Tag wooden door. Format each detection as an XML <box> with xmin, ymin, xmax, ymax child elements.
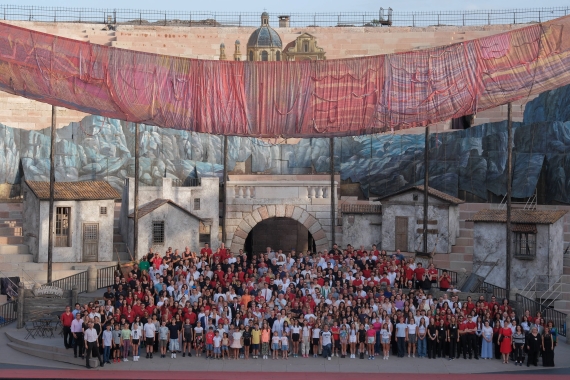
<box><xmin>82</xmin><ymin>223</ymin><xmax>99</xmax><ymax>262</ymax></box>
<box><xmin>395</xmin><ymin>217</ymin><xmax>408</xmax><ymax>252</ymax></box>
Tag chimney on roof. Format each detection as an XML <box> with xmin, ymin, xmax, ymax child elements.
<box><xmin>279</xmin><ymin>15</ymin><xmax>290</xmax><ymax>28</ymax></box>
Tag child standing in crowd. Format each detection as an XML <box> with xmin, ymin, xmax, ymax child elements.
<box><xmin>120</xmin><ymin>323</ymin><xmax>131</xmax><ymax>362</ymax></box>
<box><xmin>159</xmin><ymin>321</ymin><xmax>169</xmax><ymax>358</ymax></box>
<box><xmin>168</xmin><ymin>318</ymin><xmax>180</xmax><ymax>359</ymax></box>
<box><xmin>221</xmin><ymin>332</ymin><xmax>230</xmax><ymax>359</ymax></box>
<box><xmin>112</xmin><ymin>324</ymin><xmax>122</xmax><ymax>363</ymax></box>
<box><xmin>366</xmin><ymin>326</ymin><xmax>375</xmax><ymax>360</ymax></box>
<box><xmin>205</xmin><ymin>326</ymin><xmax>215</xmax><ymax>359</ymax></box>
<box><xmin>144</xmin><ymin>318</ymin><xmax>156</xmax><ymax>359</ymax></box>
<box><xmin>131</xmin><ymin>322</ymin><xmax>142</xmax><ymax>361</ymax></box>
<box><xmin>380</xmin><ymin>323</ymin><xmax>391</xmax><ymax>360</ymax></box>
<box><xmin>281</xmin><ymin>333</ymin><xmax>289</xmax><ymax>360</ymax></box>
<box><xmin>213</xmin><ymin>330</ymin><xmax>222</xmax><ymax>359</ymax></box>
<box><xmin>102</xmin><ymin>324</ymin><xmax>113</xmax><ymax>365</ymax></box>
<box><xmin>251</xmin><ymin>324</ymin><xmax>261</xmax><ymax>359</ymax></box>
<box><xmin>339</xmin><ymin>325</ymin><xmax>348</xmax><ymax>358</ymax></box>
<box><xmin>272</xmin><ymin>331</ymin><xmax>281</xmax><ymax>360</ymax></box>
<box><xmin>261</xmin><ymin>324</ymin><xmax>271</xmax><ymax>359</ymax></box>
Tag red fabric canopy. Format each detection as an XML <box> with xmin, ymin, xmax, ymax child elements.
<box><xmin>0</xmin><ymin>16</ymin><xmax>569</xmax><ymax>137</ymax></box>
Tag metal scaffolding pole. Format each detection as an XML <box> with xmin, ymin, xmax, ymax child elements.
<box><xmin>423</xmin><ymin>126</ymin><xmax>429</xmax><ymax>254</ymax></box>
<box><xmin>506</xmin><ymin>103</ymin><xmax>513</xmax><ymax>298</ymax></box>
<box><xmin>330</xmin><ymin>137</ymin><xmax>335</xmax><ymax>246</ymax></box>
<box><xmin>133</xmin><ymin>123</ymin><xmax>140</xmax><ymax>261</ymax></box>
<box><xmin>222</xmin><ymin>135</ymin><xmax>228</xmax><ymax>245</ymax></box>
<box><xmin>47</xmin><ymin>106</ymin><xmax>57</xmax><ymax>283</ymax></box>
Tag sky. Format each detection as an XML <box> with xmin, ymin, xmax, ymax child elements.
<box><xmin>3</xmin><ymin>0</ymin><xmax>570</xmax><ymax>13</ymax></box>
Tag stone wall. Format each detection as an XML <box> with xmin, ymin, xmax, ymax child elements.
<box><xmin>0</xmin><ymin>20</ymin><xmax>532</xmax><ymax>131</ymax></box>
<box><xmin>225</xmin><ymin>175</ymin><xmax>338</xmax><ymax>253</ymax></box>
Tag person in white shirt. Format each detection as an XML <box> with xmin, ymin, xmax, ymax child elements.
<box><xmin>143</xmin><ymin>320</ymin><xmax>157</xmax><ymax>358</ymax></box>
<box><xmin>84</xmin><ymin>321</ymin><xmax>104</xmax><ymax>368</ymax></box>
<box><xmin>131</xmin><ymin>322</ymin><xmax>143</xmax><ymax>361</ymax></box>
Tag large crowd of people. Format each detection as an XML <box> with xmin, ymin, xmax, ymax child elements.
<box><xmin>60</xmin><ymin>243</ymin><xmax>558</xmax><ymax>369</ymax></box>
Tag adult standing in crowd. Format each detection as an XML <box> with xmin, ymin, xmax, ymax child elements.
<box><xmin>84</xmin><ymin>321</ymin><xmax>104</xmax><ymax>369</ymax></box>
<box><xmin>60</xmin><ymin>306</ymin><xmax>74</xmax><ymax>349</ymax></box>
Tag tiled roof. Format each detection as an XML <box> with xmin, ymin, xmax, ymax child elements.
<box><xmin>374</xmin><ymin>185</ymin><xmax>464</xmax><ymax>205</ymax></box>
<box><xmin>340</xmin><ymin>204</ymin><xmax>382</xmax><ymax>214</ymax></box>
<box><xmin>471</xmin><ymin>209</ymin><xmax>567</xmax><ymax>224</ymax></box>
<box><xmin>128</xmin><ymin>199</ymin><xmax>201</xmax><ymax>221</ymax></box>
<box><xmin>511</xmin><ymin>224</ymin><xmax>538</xmax><ymax>233</ymax></box>
<box><xmin>25</xmin><ymin>180</ymin><xmax>120</xmax><ymax>201</ymax></box>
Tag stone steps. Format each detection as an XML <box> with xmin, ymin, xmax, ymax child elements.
<box><xmin>0</xmin><ymin>244</ymin><xmax>28</xmax><ymax>255</ymax></box>
<box><xmin>0</xmin><ymin>236</ymin><xmax>23</xmax><ymax>244</ymax></box>
<box><xmin>6</xmin><ymin>331</ymin><xmax>100</xmax><ymax>368</ymax></box>
<box><xmin>0</xmin><ymin>253</ymin><xmax>33</xmax><ymax>263</ymax></box>
<box><xmin>0</xmin><ymin>226</ymin><xmax>23</xmax><ymax>236</ymax></box>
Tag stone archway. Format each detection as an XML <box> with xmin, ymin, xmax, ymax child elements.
<box><xmin>230</xmin><ymin>205</ymin><xmax>329</xmax><ymax>254</ymax></box>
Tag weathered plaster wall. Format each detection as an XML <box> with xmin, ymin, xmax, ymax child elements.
<box><xmin>381</xmin><ymin>190</ymin><xmax>453</xmax><ymax>254</ymax></box>
<box><xmin>22</xmin><ymin>183</ymin><xmax>40</xmax><ymax>260</ymax></box>
<box><xmin>473</xmin><ymin>221</ymin><xmax>563</xmax><ymax>290</ymax></box>
<box><xmin>35</xmin><ymin>199</ymin><xmax>114</xmax><ymax>263</ymax></box>
<box><xmin>121</xmin><ymin>176</ymin><xmax>219</xmax><ymax>253</ymax></box>
<box><xmin>129</xmin><ymin>202</ymin><xmax>200</xmax><ymax>259</ymax></box>
<box><xmin>549</xmin><ymin>218</ymin><xmax>564</xmax><ymax>286</ymax></box>
<box><xmin>342</xmin><ymin>213</ymin><xmax>382</xmax><ymax>249</ymax></box>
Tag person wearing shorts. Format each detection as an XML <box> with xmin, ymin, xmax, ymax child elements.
<box><xmin>143</xmin><ymin>320</ymin><xmax>156</xmax><ymax>359</ymax></box>
<box><xmin>213</xmin><ymin>330</ymin><xmax>222</xmax><ymax>359</ymax></box>
<box><xmin>182</xmin><ymin>319</ymin><xmax>193</xmax><ymax>357</ymax></box>
<box><xmin>407</xmin><ymin>321</ymin><xmax>417</xmax><ymax>358</ymax></box>
<box><xmin>366</xmin><ymin>327</ymin><xmax>376</xmax><ymax>360</ymax></box>
<box><xmin>251</xmin><ymin>324</ymin><xmax>261</xmax><ymax>359</ymax></box>
<box><xmin>112</xmin><ymin>324</ymin><xmax>122</xmax><ymax>362</ymax></box>
<box><xmin>168</xmin><ymin>318</ymin><xmax>180</xmax><ymax>358</ymax></box>
<box><xmin>272</xmin><ymin>331</ymin><xmax>281</xmax><ymax>359</ymax></box>
<box><xmin>291</xmin><ymin>322</ymin><xmax>301</xmax><ymax>358</ymax></box>
<box><xmin>205</xmin><ymin>326</ymin><xmax>215</xmax><ymax>359</ymax></box>
<box><xmin>158</xmin><ymin>321</ymin><xmax>169</xmax><ymax>358</ymax></box>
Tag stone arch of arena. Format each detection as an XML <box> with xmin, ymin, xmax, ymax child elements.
<box><xmin>230</xmin><ymin>205</ymin><xmax>329</xmax><ymax>254</ymax></box>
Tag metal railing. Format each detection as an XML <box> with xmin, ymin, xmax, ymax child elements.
<box><xmin>0</xmin><ymin>301</ymin><xmax>16</xmax><ymax>328</ymax></box>
<box><xmin>97</xmin><ymin>265</ymin><xmax>119</xmax><ymax>289</ymax></box>
<box><xmin>516</xmin><ymin>293</ymin><xmax>567</xmax><ymax>337</ymax></box>
<box><xmin>172</xmin><ymin>178</ymin><xmax>202</xmax><ymax>187</ymax></box>
<box><xmin>0</xmin><ymin>5</ymin><xmax>568</xmax><ymax>28</ymax></box>
<box><xmin>47</xmin><ymin>271</ymin><xmax>88</xmax><ymax>293</ymax></box>
<box><xmin>477</xmin><ymin>281</ymin><xmax>508</xmax><ymax>300</ymax></box>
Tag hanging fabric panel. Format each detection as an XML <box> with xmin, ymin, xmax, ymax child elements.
<box><xmin>0</xmin><ymin>16</ymin><xmax>569</xmax><ymax>137</ymax></box>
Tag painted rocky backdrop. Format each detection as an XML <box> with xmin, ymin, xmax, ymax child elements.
<box><xmin>0</xmin><ymin>84</ymin><xmax>569</xmax><ymax>202</ymax></box>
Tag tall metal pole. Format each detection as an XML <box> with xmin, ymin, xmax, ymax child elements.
<box><xmin>133</xmin><ymin>123</ymin><xmax>140</xmax><ymax>261</ymax></box>
<box><xmin>47</xmin><ymin>106</ymin><xmax>57</xmax><ymax>284</ymax></box>
<box><xmin>222</xmin><ymin>135</ymin><xmax>228</xmax><ymax>245</ymax></box>
<box><xmin>330</xmin><ymin>137</ymin><xmax>336</xmax><ymax>246</ymax></box>
<box><xmin>423</xmin><ymin>126</ymin><xmax>429</xmax><ymax>254</ymax></box>
<box><xmin>506</xmin><ymin>103</ymin><xmax>513</xmax><ymax>298</ymax></box>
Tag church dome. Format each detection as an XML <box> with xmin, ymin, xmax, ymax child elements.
<box><xmin>247</xmin><ymin>13</ymin><xmax>282</xmax><ymax>49</ymax></box>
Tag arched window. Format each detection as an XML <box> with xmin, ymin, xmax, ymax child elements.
<box><xmin>249</xmin><ymin>51</ymin><xmax>254</xmax><ymax>61</ymax></box>
<box><xmin>276</xmin><ymin>51</ymin><xmax>281</xmax><ymax>61</ymax></box>
<box><xmin>261</xmin><ymin>51</ymin><xmax>268</xmax><ymax>61</ymax></box>
<box><xmin>304</xmin><ymin>41</ymin><xmax>309</xmax><ymax>53</ymax></box>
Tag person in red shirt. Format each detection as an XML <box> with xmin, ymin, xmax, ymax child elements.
<box><xmin>465</xmin><ymin>318</ymin><xmax>478</xmax><ymax>359</ymax></box>
<box><xmin>60</xmin><ymin>306</ymin><xmax>74</xmax><ymax>349</ymax></box>
<box><xmin>205</xmin><ymin>326</ymin><xmax>215</xmax><ymax>359</ymax></box>
<box><xmin>414</xmin><ymin>263</ymin><xmax>426</xmax><ymax>289</ymax></box>
<box><xmin>200</xmin><ymin>243</ymin><xmax>213</xmax><ymax>260</ymax></box>
<box><xmin>370</xmin><ymin>244</ymin><xmax>380</xmax><ymax>257</ymax></box>
<box><xmin>439</xmin><ymin>271</ymin><xmax>451</xmax><ymax>291</ymax></box>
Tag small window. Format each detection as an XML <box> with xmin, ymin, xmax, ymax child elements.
<box><xmin>194</xmin><ymin>198</ymin><xmax>201</xmax><ymax>211</ymax></box>
<box><xmin>249</xmin><ymin>51</ymin><xmax>254</xmax><ymax>61</ymax></box>
<box><xmin>413</xmin><ymin>194</ymin><xmax>419</xmax><ymax>201</ymax></box>
<box><xmin>152</xmin><ymin>221</ymin><xmax>165</xmax><ymax>245</ymax></box>
<box><xmin>276</xmin><ymin>51</ymin><xmax>281</xmax><ymax>61</ymax></box>
<box><xmin>199</xmin><ymin>222</ymin><xmax>211</xmax><ymax>245</ymax></box>
<box><xmin>304</xmin><ymin>41</ymin><xmax>309</xmax><ymax>52</ymax></box>
<box><xmin>261</xmin><ymin>51</ymin><xmax>268</xmax><ymax>61</ymax></box>
<box><xmin>100</xmin><ymin>206</ymin><xmax>107</xmax><ymax>215</ymax></box>
<box><xmin>55</xmin><ymin>207</ymin><xmax>71</xmax><ymax>247</ymax></box>
<box><xmin>513</xmin><ymin>230</ymin><xmax>536</xmax><ymax>259</ymax></box>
